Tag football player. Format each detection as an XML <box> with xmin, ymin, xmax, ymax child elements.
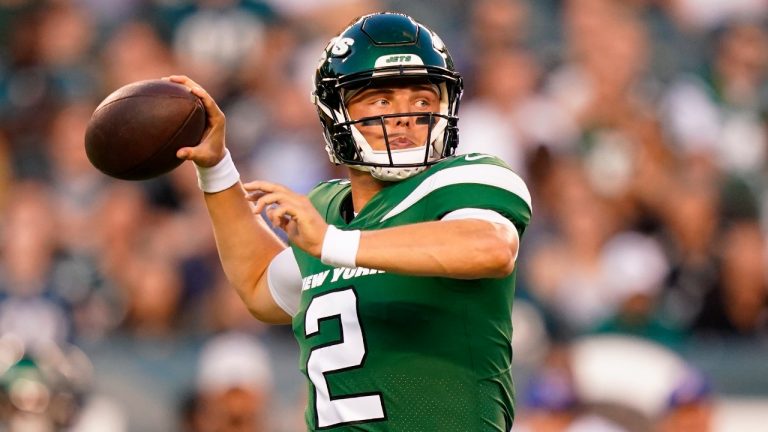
<box><xmin>170</xmin><ymin>12</ymin><xmax>532</xmax><ymax>431</ymax></box>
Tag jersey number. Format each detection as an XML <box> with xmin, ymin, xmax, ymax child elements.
<box><xmin>305</xmin><ymin>288</ymin><xmax>385</xmax><ymax>428</ymax></box>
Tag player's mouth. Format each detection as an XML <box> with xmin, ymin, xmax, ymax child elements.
<box><xmin>387</xmin><ymin>136</ymin><xmax>418</xmax><ymax>150</ymax></box>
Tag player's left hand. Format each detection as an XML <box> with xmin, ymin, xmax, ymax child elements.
<box><xmin>244</xmin><ymin>181</ymin><xmax>328</xmax><ymax>257</ymax></box>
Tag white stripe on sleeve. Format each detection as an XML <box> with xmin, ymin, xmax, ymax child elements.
<box><xmin>267</xmin><ymin>248</ymin><xmax>302</xmax><ymax>317</ymax></box>
<box><xmin>441</xmin><ymin>208</ymin><xmax>520</xmax><ymax>262</ymax></box>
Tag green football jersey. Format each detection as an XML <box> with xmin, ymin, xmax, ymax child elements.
<box><xmin>290</xmin><ymin>154</ymin><xmax>532</xmax><ymax>431</ymax></box>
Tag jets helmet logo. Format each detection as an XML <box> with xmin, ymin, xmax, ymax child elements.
<box><xmin>330</xmin><ymin>37</ymin><xmax>354</xmax><ymax>56</ymax></box>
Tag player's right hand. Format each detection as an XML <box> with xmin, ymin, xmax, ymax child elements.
<box><xmin>164</xmin><ymin>75</ymin><xmax>227</xmax><ymax>168</ymax></box>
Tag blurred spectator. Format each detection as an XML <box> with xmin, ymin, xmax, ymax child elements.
<box><xmin>93</xmin><ymin>184</ymin><xmax>150</xmax><ymax>286</ymax></box>
<box><xmin>666</xmin><ymin>0</ymin><xmax>767</xmax><ymax>33</ymax></box>
<box><xmin>246</xmin><ymin>83</ymin><xmax>333</xmax><ymax>193</ymax></box>
<box><xmin>0</xmin><ymin>335</ymin><xmax>127</xmax><ymax>432</ymax></box>
<box><xmin>145</xmin><ymin>165</ymin><xmax>225</xmax><ymax>319</ymax></box>
<box><xmin>83</xmin><ymin>254</ymin><xmax>199</xmax><ymax>432</ymax></box>
<box><xmin>44</xmin><ymin>103</ymin><xmax>126</xmax><ymax>342</ymax></box>
<box><xmin>78</xmin><ymin>0</ymin><xmax>143</xmax><ymax>31</ymax></box>
<box><xmin>199</xmin><ymin>274</ymin><xmax>269</xmax><ymax>335</ymax></box>
<box><xmin>694</xmin><ymin>221</ymin><xmax>768</xmax><ymax>337</ymax></box>
<box><xmin>99</xmin><ymin>21</ymin><xmax>177</xmax><ymax>92</ymax></box>
<box><xmin>260</xmin><ymin>0</ymin><xmax>381</xmax><ymax>36</ymax></box>
<box><xmin>661</xmin><ymin>21</ymin><xmax>768</xmax><ymax>179</ymax></box>
<box><xmin>657</xmin><ymin>368</ymin><xmax>714</xmax><ymax>432</ymax></box>
<box><xmin>154</xmin><ymin>0</ymin><xmax>277</xmax><ymax>98</ymax></box>
<box><xmin>0</xmin><ymin>2</ymin><xmax>98</xmax><ymax>176</ymax></box>
<box><xmin>46</xmin><ymin>103</ymin><xmax>108</xmax><ymax>253</ymax></box>
<box><xmin>512</xmin><ymin>299</ymin><xmax>551</xmax><ymax>369</ymax></box>
<box><xmin>469</xmin><ymin>0</ymin><xmax>530</xmax><ymax>51</ymax></box>
<box><xmin>549</xmin><ymin>1</ymin><xmax>662</xmax><ymax>203</ymax></box>
<box><xmin>459</xmin><ymin>1</ymin><xmax>578</xmax><ymax>172</ymax></box>
<box><xmin>119</xmin><ymin>257</ymin><xmax>184</xmax><ymax>338</ymax></box>
<box><xmin>1</xmin><ymin>6</ymin><xmax>58</xmax><ymax>179</ymax></box>
<box><xmin>36</xmin><ymin>2</ymin><xmax>100</xmax><ymax>104</ymax></box>
<box><xmin>569</xmin><ymin>335</ymin><xmax>689</xmax><ymax>421</ymax></box>
<box><xmin>591</xmin><ymin>232</ymin><xmax>683</xmax><ymax>349</ymax></box>
<box><xmin>656</xmin><ymin>176</ymin><xmax>721</xmax><ymax>331</ymax></box>
<box><xmin>0</xmin><ymin>182</ymin><xmax>71</xmax><ymax>350</ymax></box>
<box><xmin>459</xmin><ymin>48</ymin><xmax>549</xmax><ymax>174</ymax></box>
<box><xmin>553</xmin><ymin>0</ymin><xmax>651</xmax><ymax>125</ymax></box>
<box><xmin>525</xmin><ymin>161</ymin><xmax>618</xmax><ymax>337</ymax></box>
<box><xmin>566</xmin><ymin>403</ymin><xmax>653</xmax><ymax>432</ymax></box>
<box><xmin>513</xmin><ymin>345</ymin><xmax>580</xmax><ymax>432</ymax></box>
<box><xmin>183</xmin><ymin>332</ymin><xmax>274</xmax><ymax>432</ymax></box>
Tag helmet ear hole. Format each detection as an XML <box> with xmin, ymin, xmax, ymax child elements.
<box><xmin>333</xmin><ymin>130</ymin><xmax>358</xmax><ymax>161</ymax></box>
<box><xmin>316</xmin><ymin>83</ymin><xmax>331</xmax><ymax>101</ymax></box>
<box><xmin>445</xmin><ymin>126</ymin><xmax>459</xmax><ymax>156</ymax></box>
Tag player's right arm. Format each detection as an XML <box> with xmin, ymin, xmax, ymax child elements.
<box><xmin>203</xmin><ymin>186</ymin><xmax>291</xmax><ymax>323</ymax></box>
<box><xmin>167</xmin><ymin>75</ymin><xmax>291</xmax><ymax>324</ymax></box>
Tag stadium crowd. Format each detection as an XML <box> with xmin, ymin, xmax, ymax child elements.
<box><xmin>0</xmin><ymin>0</ymin><xmax>766</xmax><ymax>431</ymax></box>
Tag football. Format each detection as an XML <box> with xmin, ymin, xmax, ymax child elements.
<box><xmin>84</xmin><ymin>79</ymin><xmax>206</xmax><ymax>180</ymax></box>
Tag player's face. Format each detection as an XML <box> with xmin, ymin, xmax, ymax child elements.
<box><xmin>346</xmin><ymin>83</ymin><xmax>440</xmax><ymax>151</ymax></box>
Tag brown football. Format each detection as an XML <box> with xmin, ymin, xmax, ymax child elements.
<box><xmin>84</xmin><ymin>79</ymin><xmax>206</xmax><ymax>180</ymax></box>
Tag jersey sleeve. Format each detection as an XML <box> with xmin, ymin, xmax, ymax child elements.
<box><xmin>440</xmin><ymin>208</ymin><xmax>516</xmax><ymax>229</ymax></box>
<box><xmin>441</xmin><ymin>208</ymin><xmax>520</xmax><ymax>261</ymax></box>
<box><xmin>267</xmin><ymin>248</ymin><xmax>302</xmax><ymax>317</ymax></box>
<box><xmin>383</xmin><ymin>154</ymin><xmax>532</xmax><ymax>234</ymax></box>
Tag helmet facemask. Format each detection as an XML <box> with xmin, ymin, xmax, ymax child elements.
<box><xmin>316</xmin><ymin>77</ymin><xmax>459</xmax><ymax>181</ymax></box>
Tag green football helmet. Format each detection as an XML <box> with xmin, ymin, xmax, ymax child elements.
<box><xmin>312</xmin><ymin>12</ymin><xmax>464</xmax><ymax>181</ymax></box>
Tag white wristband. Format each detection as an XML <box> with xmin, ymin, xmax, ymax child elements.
<box><xmin>321</xmin><ymin>225</ymin><xmax>361</xmax><ymax>268</ymax></box>
<box><xmin>195</xmin><ymin>149</ymin><xmax>240</xmax><ymax>193</ymax></box>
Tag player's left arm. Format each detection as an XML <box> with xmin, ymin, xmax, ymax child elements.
<box><xmin>356</xmin><ymin>217</ymin><xmax>520</xmax><ymax>279</ymax></box>
<box><xmin>245</xmin><ymin>180</ymin><xmax>523</xmax><ymax>280</ymax></box>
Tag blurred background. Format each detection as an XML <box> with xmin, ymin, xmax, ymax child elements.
<box><xmin>0</xmin><ymin>0</ymin><xmax>766</xmax><ymax>431</ymax></box>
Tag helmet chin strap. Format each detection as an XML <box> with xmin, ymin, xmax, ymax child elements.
<box><xmin>370</xmin><ymin>165</ymin><xmax>428</xmax><ymax>181</ymax></box>
<box><xmin>350</xmin><ymin>159</ymin><xmax>429</xmax><ymax>182</ymax></box>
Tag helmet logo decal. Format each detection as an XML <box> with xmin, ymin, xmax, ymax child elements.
<box><xmin>386</xmin><ymin>55</ymin><xmax>412</xmax><ymax>63</ymax></box>
<box><xmin>330</xmin><ymin>37</ymin><xmax>355</xmax><ymax>56</ymax></box>
<box><xmin>374</xmin><ymin>54</ymin><xmax>424</xmax><ymax>68</ymax></box>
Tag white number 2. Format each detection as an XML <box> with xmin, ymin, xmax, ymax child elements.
<box><xmin>305</xmin><ymin>289</ymin><xmax>385</xmax><ymax>428</ymax></box>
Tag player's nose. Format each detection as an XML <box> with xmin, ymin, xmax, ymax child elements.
<box><xmin>393</xmin><ymin>116</ymin><xmax>410</xmax><ymax>127</ymax></box>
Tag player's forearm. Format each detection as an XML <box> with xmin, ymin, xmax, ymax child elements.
<box><xmin>354</xmin><ymin>219</ymin><xmax>518</xmax><ymax>279</ymax></box>
<box><xmin>203</xmin><ymin>183</ymin><xmax>286</xmax><ymax>311</ymax></box>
